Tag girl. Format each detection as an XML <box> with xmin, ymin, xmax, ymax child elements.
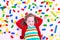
<box><xmin>16</xmin><ymin>13</ymin><xmax>43</xmax><ymax>40</ymax></box>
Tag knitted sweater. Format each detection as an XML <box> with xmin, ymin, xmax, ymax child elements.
<box><xmin>24</xmin><ymin>26</ymin><xmax>40</xmax><ymax>40</ymax></box>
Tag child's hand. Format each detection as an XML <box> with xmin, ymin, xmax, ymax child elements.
<box><xmin>20</xmin><ymin>36</ymin><xmax>24</xmax><ymax>39</ymax></box>
<box><xmin>20</xmin><ymin>39</ymin><xmax>24</xmax><ymax>40</ymax></box>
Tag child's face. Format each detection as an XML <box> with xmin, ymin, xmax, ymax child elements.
<box><xmin>26</xmin><ymin>16</ymin><xmax>35</xmax><ymax>26</ymax></box>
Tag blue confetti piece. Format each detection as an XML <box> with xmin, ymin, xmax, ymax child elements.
<box><xmin>24</xmin><ymin>6</ymin><xmax>27</xmax><ymax>9</ymax></box>
<box><xmin>32</xmin><ymin>6</ymin><xmax>35</xmax><ymax>8</ymax></box>
<box><xmin>14</xmin><ymin>4</ymin><xmax>17</xmax><ymax>6</ymax></box>
<box><xmin>50</xmin><ymin>24</ymin><xmax>53</xmax><ymax>27</ymax></box>
<box><xmin>11</xmin><ymin>19</ymin><xmax>13</xmax><ymax>23</ymax></box>
<box><xmin>43</xmin><ymin>36</ymin><xmax>46</xmax><ymax>40</ymax></box>
<box><xmin>4</xmin><ymin>32</ymin><xmax>6</xmax><ymax>34</ymax></box>
<box><xmin>0</xmin><ymin>7</ymin><xmax>2</xmax><ymax>9</ymax></box>
<box><xmin>15</xmin><ymin>16</ymin><xmax>18</xmax><ymax>19</ymax></box>
<box><xmin>17</xmin><ymin>28</ymin><xmax>19</xmax><ymax>30</ymax></box>
<box><xmin>10</xmin><ymin>14</ymin><xmax>13</xmax><ymax>17</ymax></box>
<box><xmin>42</xmin><ymin>28</ymin><xmax>46</xmax><ymax>31</ymax></box>
<box><xmin>39</xmin><ymin>5</ymin><xmax>43</xmax><ymax>7</ymax></box>
<box><xmin>30</xmin><ymin>9</ymin><xmax>32</xmax><ymax>11</ymax></box>
<box><xmin>22</xmin><ymin>1</ymin><xmax>25</xmax><ymax>4</ymax></box>
<box><xmin>44</xmin><ymin>5</ymin><xmax>46</xmax><ymax>8</ymax></box>
<box><xmin>3</xmin><ymin>0</ymin><xmax>5</xmax><ymax>2</ymax></box>
<box><xmin>9</xmin><ymin>10</ymin><xmax>11</xmax><ymax>14</ymax></box>
<box><xmin>51</xmin><ymin>34</ymin><xmax>53</xmax><ymax>36</ymax></box>
<box><xmin>54</xmin><ymin>25</ymin><xmax>58</xmax><ymax>33</ymax></box>
<box><xmin>11</xmin><ymin>32</ymin><xmax>15</xmax><ymax>34</ymax></box>
<box><xmin>41</xmin><ymin>12</ymin><xmax>45</xmax><ymax>14</ymax></box>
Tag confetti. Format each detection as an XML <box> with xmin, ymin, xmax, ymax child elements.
<box><xmin>11</xmin><ymin>32</ymin><xmax>15</xmax><ymax>34</ymax></box>
<box><xmin>10</xmin><ymin>35</ymin><xmax>14</xmax><ymax>39</ymax></box>
<box><xmin>43</xmin><ymin>24</ymin><xmax>47</xmax><ymax>27</ymax></box>
<box><xmin>42</xmin><ymin>28</ymin><xmax>46</xmax><ymax>31</ymax></box>
<box><xmin>54</xmin><ymin>25</ymin><xmax>58</xmax><ymax>33</ymax></box>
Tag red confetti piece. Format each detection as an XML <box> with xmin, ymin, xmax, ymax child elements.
<box><xmin>50</xmin><ymin>29</ymin><xmax>53</xmax><ymax>32</ymax></box>
<box><xmin>46</xmin><ymin>37</ymin><xmax>48</xmax><ymax>40</ymax></box>
<box><xmin>6</xmin><ymin>15</ymin><xmax>9</xmax><ymax>17</ymax></box>
<box><xmin>8</xmin><ymin>31</ymin><xmax>11</xmax><ymax>33</ymax></box>
<box><xmin>10</xmin><ymin>35</ymin><xmax>14</xmax><ymax>39</ymax></box>
<box><xmin>58</xmin><ymin>8</ymin><xmax>60</xmax><ymax>10</ymax></box>
<box><xmin>38</xmin><ymin>9</ymin><xmax>42</xmax><ymax>12</ymax></box>
<box><xmin>46</xmin><ymin>8</ymin><xmax>49</xmax><ymax>11</ymax></box>
<box><xmin>58</xmin><ymin>21</ymin><xmax>60</xmax><ymax>23</ymax></box>
<box><xmin>52</xmin><ymin>0</ymin><xmax>55</xmax><ymax>1</ymax></box>
<box><xmin>34</xmin><ymin>0</ymin><xmax>36</xmax><ymax>2</ymax></box>
<box><xmin>0</xmin><ymin>24</ymin><xmax>2</xmax><ymax>27</ymax></box>
<box><xmin>13</xmin><ymin>9</ymin><xmax>16</xmax><ymax>12</ymax></box>
<box><xmin>6</xmin><ymin>24</ymin><xmax>8</xmax><ymax>26</ymax></box>
<box><xmin>21</xmin><ymin>8</ymin><xmax>24</xmax><ymax>11</ymax></box>
<box><xmin>6</xmin><ymin>1</ymin><xmax>9</xmax><ymax>6</ymax></box>
<box><xmin>25</xmin><ymin>12</ymin><xmax>28</xmax><ymax>15</ymax></box>
<box><xmin>17</xmin><ymin>10</ymin><xmax>20</xmax><ymax>13</ymax></box>
<box><xmin>41</xmin><ymin>1</ymin><xmax>44</xmax><ymax>4</ymax></box>
<box><xmin>4</xmin><ymin>6</ymin><xmax>7</xmax><ymax>8</ymax></box>
<box><xmin>46</xmin><ymin>2</ymin><xmax>48</xmax><ymax>5</ymax></box>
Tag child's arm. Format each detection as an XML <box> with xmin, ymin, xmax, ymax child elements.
<box><xmin>36</xmin><ymin>16</ymin><xmax>43</xmax><ymax>27</ymax></box>
<box><xmin>16</xmin><ymin>18</ymin><xmax>24</xmax><ymax>29</ymax></box>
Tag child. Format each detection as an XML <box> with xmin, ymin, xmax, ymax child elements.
<box><xmin>16</xmin><ymin>13</ymin><xmax>43</xmax><ymax>40</ymax></box>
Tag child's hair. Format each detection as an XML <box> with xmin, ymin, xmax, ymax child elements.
<box><xmin>22</xmin><ymin>13</ymin><xmax>38</xmax><ymax>25</ymax></box>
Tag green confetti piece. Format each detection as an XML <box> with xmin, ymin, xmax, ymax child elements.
<box><xmin>32</xmin><ymin>3</ymin><xmax>37</xmax><ymax>6</ymax></box>
<box><xmin>40</xmin><ymin>15</ymin><xmax>42</xmax><ymax>18</ymax></box>
<box><xmin>2</xmin><ymin>7</ymin><xmax>4</xmax><ymax>11</ymax></box>
<box><xmin>54</xmin><ymin>19</ymin><xmax>56</xmax><ymax>21</ymax></box>
<box><xmin>28</xmin><ymin>4</ymin><xmax>31</xmax><ymax>9</ymax></box>
<box><xmin>12</xmin><ymin>6</ymin><xmax>16</xmax><ymax>8</ymax></box>
<box><xmin>45</xmin><ymin>14</ymin><xmax>48</xmax><ymax>17</ymax></box>
<box><xmin>0</xmin><ymin>4</ymin><xmax>1</xmax><ymax>6</ymax></box>
<box><xmin>21</xmin><ymin>0</ymin><xmax>22</xmax><ymax>1</ymax></box>
<box><xmin>11</xmin><ymin>25</ymin><xmax>14</xmax><ymax>28</ymax></box>
<box><xmin>43</xmin><ymin>24</ymin><xmax>47</xmax><ymax>27</ymax></box>
<box><xmin>50</xmin><ymin>5</ymin><xmax>52</xmax><ymax>7</ymax></box>
<box><xmin>6</xmin><ymin>20</ymin><xmax>8</xmax><ymax>23</ymax></box>
<box><xmin>0</xmin><ymin>30</ymin><xmax>2</xmax><ymax>32</ymax></box>
<box><xmin>2</xmin><ymin>14</ymin><xmax>5</xmax><ymax>17</ymax></box>
<box><xmin>47</xmin><ymin>19</ymin><xmax>50</xmax><ymax>22</ymax></box>
<box><xmin>35</xmin><ymin>11</ymin><xmax>37</xmax><ymax>13</ymax></box>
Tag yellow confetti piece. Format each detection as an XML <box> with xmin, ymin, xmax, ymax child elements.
<box><xmin>37</xmin><ymin>12</ymin><xmax>41</xmax><ymax>15</ymax></box>
<box><xmin>51</xmin><ymin>18</ymin><xmax>54</xmax><ymax>21</ymax></box>
<box><xmin>48</xmin><ymin>14</ymin><xmax>51</xmax><ymax>17</ymax></box>
<box><xmin>51</xmin><ymin>11</ymin><xmax>57</xmax><ymax>17</ymax></box>
<box><xmin>10</xmin><ymin>0</ymin><xmax>14</xmax><ymax>5</ymax></box>
<box><xmin>13</xmin><ymin>20</ymin><xmax>16</xmax><ymax>24</ymax></box>
<box><xmin>2</xmin><ymin>10</ymin><xmax>5</xmax><ymax>13</ymax></box>
<box><xmin>20</xmin><ymin>13</ymin><xmax>25</xmax><ymax>17</ymax></box>
<box><xmin>48</xmin><ymin>2</ymin><xmax>53</xmax><ymax>5</ymax></box>
<box><xmin>56</xmin><ymin>11</ymin><xmax>60</xmax><ymax>14</ymax></box>
<box><xmin>16</xmin><ymin>33</ymin><xmax>18</xmax><ymax>36</ymax></box>
<box><xmin>0</xmin><ymin>17</ymin><xmax>4</xmax><ymax>22</ymax></box>
<box><xmin>26</xmin><ymin>0</ymin><xmax>30</xmax><ymax>4</ymax></box>
<box><xmin>55</xmin><ymin>3</ymin><xmax>58</xmax><ymax>6</ymax></box>
<box><xmin>48</xmin><ymin>34</ymin><xmax>56</xmax><ymax>40</ymax></box>
<box><xmin>6</xmin><ymin>28</ymin><xmax>9</xmax><ymax>32</ymax></box>
<box><xmin>56</xmin><ymin>38</ymin><xmax>60</xmax><ymax>40</ymax></box>
<box><xmin>2</xmin><ymin>24</ymin><xmax>5</xmax><ymax>27</ymax></box>
<box><xmin>16</xmin><ymin>2</ymin><xmax>21</xmax><ymax>5</ymax></box>
<box><xmin>8</xmin><ymin>7</ymin><xmax>10</xmax><ymax>10</ymax></box>
<box><xmin>0</xmin><ymin>32</ymin><xmax>3</xmax><ymax>34</ymax></box>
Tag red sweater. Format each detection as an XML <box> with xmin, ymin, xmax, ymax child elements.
<box><xmin>16</xmin><ymin>16</ymin><xmax>43</xmax><ymax>40</ymax></box>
